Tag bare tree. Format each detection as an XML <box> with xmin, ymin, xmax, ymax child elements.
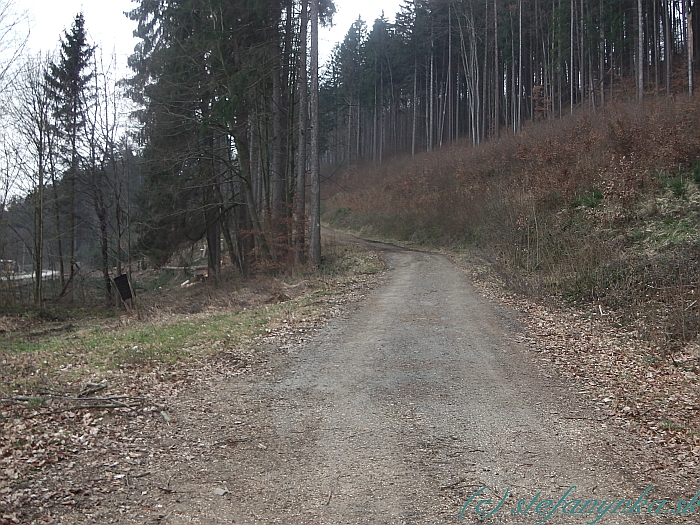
<box><xmin>85</xmin><ymin>52</ymin><xmax>123</xmax><ymax>307</ymax></box>
<box><xmin>11</xmin><ymin>54</ymin><xmax>54</xmax><ymax>305</ymax></box>
<box><xmin>0</xmin><ymin>0</ymin><xmax>29</xmax><ymax>96</ymax></box>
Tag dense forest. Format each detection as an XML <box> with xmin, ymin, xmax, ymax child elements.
<box><xmin>322</xmin><ymin>0</ymin><xmax>699</xmax><ymax>162</ymax></box>
<box><xmin>0</xmin><ymin>0</ymin><xmax>698</xmax><ymax>309</ymax></box>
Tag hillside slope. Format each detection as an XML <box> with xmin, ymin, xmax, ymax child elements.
<box><xmin>322</xmin><ymin>97</ymin><xmax>700</xmax><ymax>478</ymax></box>
<box><xmin>324</xmin><ymin>97</ymin><xmax>700</xmax><ymax>352</ymax></box>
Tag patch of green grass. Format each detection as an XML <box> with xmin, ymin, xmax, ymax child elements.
<box><xmin>0</xmin><ymin>242</ymin><xmax>386</xmax><ymax>393</ymax></box>
<box><xmin>660</xmin><ymin>421</ymin><xmax>685</xmax><ymax>432</ymax></box>
<box><xmin>572</xmin><ymin>188</ymin><xmax>604</xmax><ymax>208</ymax></box>
<box><xmin>333</xmin><ymin>207</ymin><xmax>351</xmax><ymax>222</ymax></box>
<box><xmin>688</xmin><ymin>160</ymin><xmax>700</xmax><ymax>184</ymax></box>
<box><xmin>643</xmin><ymin>355</ymin><xmax>661</xmax><ymax>365</ymax></box>
<box><xmin>1</xmin><ymin>306</ymin><xmax>281</xmax><ymax>369</ymax></box>
<box><xmin>0</xmin><ymin>305</ymin><xmax>71</xmax><ymax>322</ymax></box>
<box><xmin>669</xmin><ymin>176</ymin><xmax>688</xmax><ymax>198</ymax></box>
<box><xmin>657</xmin><ymin>170</ymin><xmax>690</xmax><ymax>198</ymax></box>
<box><xmin>633</xmin><ymin>214</ymin><xmax>700</xmax><ymax>252</ymax></box>
<box><xmin>24</xmin><ymin>398</ymin><xmax>46</xmax><ymax>409</ymax></box>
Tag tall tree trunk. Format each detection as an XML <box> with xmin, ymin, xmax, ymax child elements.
<box><xmin>234</xmin><ymin>115</ymin><xmax>270</xmax><ymax>263</ymax></box>
<box><xmin>447</xmin><ymin>3</ymin><xmax>453</xmax><ymax>144</ymax></box>
<box><xmin>48</xmin><ymin>139</ymin><xmax>64</xmax><ymax>290</ymax></box>
<box><xmin>494</xmin><ymin>0</ymin><xmax>499</xmax><ymax>139</ymax></box>
<box><xmin>69</xmin><ymin>105</ymin><xmax>79</xmax><ymax>301</ymax></box>
<box><xmin>113</xmin><ymin>168</ymin><xmax>123</xmax><ymax>308</ymax></box>
<box><xmin>570</xmin><ymin>0</ymin><xmax>575</xmax><ymax>113</ymax></box>
<box><xmin>411</xmin><ymin>60</ymin><xmax>417</xmax><ymax>156</ymax></box>
<box><xmin>687</xmin><ymin>0</ymin><xmax>694</xmax><ymax>95</ymax></box>
<box><xmin>517</xmin><ymin>0</ymin><xmax>522</xmax><ymax>132</ymax></box>
<box><xmin>654</xmin><ymin>0</ymin><xmax>660</xmax><ymax>95</ymax></box>
<box><xmin>373</xmin><ymin>56</ymin><xmax>378</xmax><ymax>162</ymax></box>
<box><xmin>309</xmin><ymin>0</ymin><xmax>321</xmax><ymax>266</ymax></box>
<box><xmin>95</xmin><ymin>185</ymin><xmax>112</xmax><ymax>306</ymax></box>
<box><xmin>665</xmin><ymin>0</ymin><xmax>672</xmax><ymax>95</ymax></box>
<box><xmin>638</xmin><ymin>0</ymin><xmax>644</xmax><ymax>101</ymax></box>
<box><xmin>429</xmin><ymin>48</ymin><xmax>434</xmax><ymax>151</ymax></box>
<box><xmin>271</xmin><ymin>46</ymin><xmax>285</xmax><ymax>260</ymax></box>
<box><xmin>295</xmin><ymin>0</ymin><xmax>308</xmax><ymax>264</ymax></box>
<box><xmin>379</xmin><ymin>72</ymin><xmax>384</xmax><ymax>162</ymax></box>
<box><xmin>483</xmin><ymin>0</ymin><xmax>489</xmax><ymax>142</ymax></box>
<box><xmin>34</xmin><ymin>152</ymin><xmax>44</xmax><ymax>307</ymax></box>
<box><xmin>600</xmin><ymin>0</ymin><xmax>605</xmax><ymax>108</ymax></box>
<box><xmin>205</xmin><ymin>203</ymin><xmax>221</xmax><ymax>279</ymax></box>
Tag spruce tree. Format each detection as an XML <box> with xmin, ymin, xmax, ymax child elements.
<box><xmin>45</xmin><ymin>12</ymin><xmax>95</xmax><ymax>291</ymax></box>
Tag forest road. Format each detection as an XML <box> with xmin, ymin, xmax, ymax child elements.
<box><xmin>152</xmin><ymin>231</ymin><xmax>681</xmax><ymax>525</ymax></box>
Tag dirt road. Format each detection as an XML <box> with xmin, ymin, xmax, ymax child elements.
<box><xmin>64</xmin><ymin>234</ymin><xmax>692</xmax><ymax>524</ymax></box>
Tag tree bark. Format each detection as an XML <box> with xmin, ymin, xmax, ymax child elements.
<box><xmin>638</xmin><ymin>0</ymin><xmax>644</xmax><ymax>101</ymax></box>
<box><xmin>309</xmin><ymin>0</ymin><xmax>321</xmax><ymax>266</ymax></box>
<box><xmin>294</xmin><ymin>0</ymin><xmax>308</xmax><ymax>264</ymax></box>
<box><xmin>665</xmin><ymin>0</ymin><xmax>672</xmax><ymax>95</ymax></box>
<box><xmin>687</xmin><ymin>0</ymin><xmax>694</xmax><ymax>95</ymax></box>
<box><xmin>494</xmin><ymin>0</ymin><xmax>499</xmax><ymax>139</ymax></box>
<box><xmin>411</xmin><ymin>60</ymin><xmax>417</xmax><ymax>156</ymax></box>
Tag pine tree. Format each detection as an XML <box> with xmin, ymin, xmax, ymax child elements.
<box><xmin>45</xmin><ymin>12</ymin><xmax>95</xmax><ymax>293</ymax></box>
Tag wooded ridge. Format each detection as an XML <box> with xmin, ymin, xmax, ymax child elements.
<box><xmin>0</xmin><ymin>0</ymin><xmax>698</xmax><ymax>312</ymax></box>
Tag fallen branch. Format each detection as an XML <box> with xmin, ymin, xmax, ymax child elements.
<box><xmin>1</xmin><ymin>393</ymin><xmax>144</xmax><ymax>417</ymax></box>
<box><xmin>78</xmin><ymin>380</ymin><xmax>108</xmax><ymax>397</ymax></box>
<box><xmin>2</xmin><ymin>394</ymin><xmax>142</xmax><ymax>404</ymax></box>
<box><xmin>25</xmin><ymin>402</ymin><xmax>142</xmax><ymax>418</ymax></box>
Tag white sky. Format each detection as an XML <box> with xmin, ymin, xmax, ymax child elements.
<box><xmin>321</xmin><ymin>0</ymin><xmax>404</xmax><ymax>62</ymax></box>
<box><xmin>22</xmin><ymin>0</ymin><xmax>405</xmax><ymax>77</ymax></box>
<box><xmin>23</xmin><ymin>0</ymin><xmax>138</xmax><ymax>72</ymax></box>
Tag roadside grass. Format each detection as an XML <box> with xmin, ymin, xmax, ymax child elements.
<box><xmin>0</xmin><ymin>239</ymin><xmax>385</xmax><ymax>396</ymax></box>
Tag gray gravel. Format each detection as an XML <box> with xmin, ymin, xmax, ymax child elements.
<box><xmin>112</xmin><ymin>236</ymin><xmax>694</xmax><ymax>524</ymax></box>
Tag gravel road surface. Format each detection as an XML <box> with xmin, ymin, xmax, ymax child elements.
<box><xmin>124</xmin><ymin>234</ymin><xmax>689</xmax><ymax>524</ymax></box>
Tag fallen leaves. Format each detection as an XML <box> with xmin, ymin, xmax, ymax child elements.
<box><xmin>470</xmin><ymin>264</ymin><xmax>699</xmax><ymax>480</ymax></box>
<box><xmin>0</xmin><ymin>244</ymin><xmax>388</xmax><ymax>523</ymax></box>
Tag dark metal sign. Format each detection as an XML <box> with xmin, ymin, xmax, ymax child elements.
<box><xmin>114</xmin><ymin>274</ymin><xmax>133</xmax><ymax>301</ymax></box>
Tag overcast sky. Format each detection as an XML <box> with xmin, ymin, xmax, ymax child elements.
<box><xmin>22</xmin><ymin>0</ymin><xmax>404</xmax><ymax>77</ymax></box>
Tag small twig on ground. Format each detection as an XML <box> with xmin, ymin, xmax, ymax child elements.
<box><xmin>440</xmin><ymin>477</ymin><xmax>468</xmax><ymax>490</ymax></box>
